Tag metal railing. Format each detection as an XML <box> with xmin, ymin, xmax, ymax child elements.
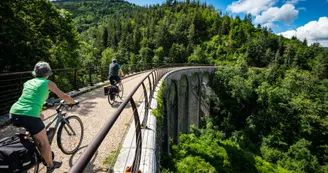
<box><xmin>0</xmin><ymin>63</ymin><xmax>212</xmax><ymax>172</ymax></box>
<box><xmin>67</xmin><ymin>64</ymin><xmax>216</xmax><ymax>173</ymax></box>
<box><xmin>68</xmin><ymin>64</ymin><xmax>214</xmax><ymax>173</ymax></box>
<box><xmin>0</xmin><ymin>63</ymin><xmax>166</xmax><ymax>116</ymax></box>
<box><xmin>68</xmin><ymin>66</ymin><xmax>174</xmax><ymax>173</ymax></box>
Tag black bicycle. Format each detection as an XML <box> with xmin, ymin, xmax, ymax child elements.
<box><xmin>18</xmin><ymin>100</ymin><xmax>84</xmax><ymax>173</ymax></box>
<box><xmin>107</xmin><ymin>80</ymin><xmax>124</xmax><ymax>105</ymax></box>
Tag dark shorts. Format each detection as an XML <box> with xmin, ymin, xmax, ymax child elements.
<box><xmin>9</xmin><ymin>114</ymin><xmax>45</xmax><ymax>136</ymax></box>
<box><xmin>109</xmin><ymin>76</ymin><xmax>121</xmax><ymax>85</ymax></box>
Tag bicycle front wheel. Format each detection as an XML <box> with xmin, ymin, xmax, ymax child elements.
<box><xmin>118</xmin><ymin>82</ymin><xmax>123</xmax><ymax>99</ymax></box>
<box><xmin>57</xmin><ymin>116</ymin><xmax>84</xmax><ymax>155</ymax></box>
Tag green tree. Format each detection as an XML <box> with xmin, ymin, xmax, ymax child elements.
<box><xmin>154</xmin><ymin>47</ymin><xmax>165</xmax><ymax>64</ymax></box>
<box><xmin>103</xmin><ymin>27</ymin><xmax>109</xmax><ymax>48</ymax></box>
<box><xmin>188</xmin><ymin>45</ymin><xmax>206</xmax><ymax>64</ymax></box>
<box><xmin>169</xmin><ymin>43</ymin><xmax>186</xmax><ymax>63</ymax></box>
<box><xmin>101</xmin><ymin>47</ymin><xmax>115</xmax><ymax>67</ymax></box>
<box><xmin>278</xmin><ymin>139</ymin><xmax>320</xmax><ymax>173</ymax></box>
<box><xmin>0</xmin><ymin>0</ymin><xmax>79</xmax><ymax>72</ymax></box>
<box><xmin>139</xmin><ymin>47</ymin><xmax>153</xmax><ymax>64</ymax></box>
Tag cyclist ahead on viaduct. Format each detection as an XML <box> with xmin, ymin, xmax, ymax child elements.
<box><xmin>108</xmin><ymin>59</ymin><xmax>124</xmax><ymax>86</ymax></box>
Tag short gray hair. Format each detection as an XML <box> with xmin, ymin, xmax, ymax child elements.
<box><xmin>32</xmin><ymin>61</ymin><xmax>52</xmax><ymax>77</ymax></box>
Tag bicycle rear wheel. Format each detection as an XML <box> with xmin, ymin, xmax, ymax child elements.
<box><xmin>108</xmin><ymin>91</ymin><xmax>115</xmax><ymax>105</ymax></box>
<box><xmin>118</xmin><ymin>82</ymin><xmax>123</xmax><ymax>99</ymax></box>
<box><xmin>57</xmin><ymin>116</ymin><xmax>84</xmax><ymax>155</ymax></box>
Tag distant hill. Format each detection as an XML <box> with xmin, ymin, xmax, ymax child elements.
<box><xmin>53</xmin><ymin>0</ymin><xmax>140</xmax><ymax>32</ymax></box>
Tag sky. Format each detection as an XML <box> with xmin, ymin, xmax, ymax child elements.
<box><xmin>126</xmin><ymin>0</ymin><xmax>328</xmax><ymax>47</ymax></box>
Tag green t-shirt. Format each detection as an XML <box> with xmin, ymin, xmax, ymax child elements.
<box><xmin>10</xmin><ymin>78</ymin><xmax>49</xmax><ymax>118</ymax></box>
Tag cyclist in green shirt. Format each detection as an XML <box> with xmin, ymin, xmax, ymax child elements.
<box><xmin>9</xmin><ymin>62</ymin><xmax>77</xmax><ymax>173</ymax></box>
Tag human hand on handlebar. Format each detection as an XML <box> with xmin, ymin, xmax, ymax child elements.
<box><xmin>67</xmin><ymin>100</ymin><xmax>79</xmax><ymax>107</ymax></box>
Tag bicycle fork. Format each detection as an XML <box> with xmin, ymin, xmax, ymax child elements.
<box><xmin>62</xmin><ymin>118</ymin><xmax>77</xmax><ymax>136</ymax></box>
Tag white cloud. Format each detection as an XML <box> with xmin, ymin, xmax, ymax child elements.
<box><xmin>254</xmin><ymin>4</ymin><xmax>298</xmax><ymax>24</ymax></box>
<box><xmin>285</xmin><ymin>0</ymin><xmax>305</xmax><ymax>4</ymax></box>
<box><xmin>263</xmin><ymin>22</ymin><xmax>279</xmax><ymax>29</ymax></box>
<box><xmin>278</xmin><ymin>17</ymin><xmax>328</xmax><ymax>47</ymax></box>
<box><xmin>227</xmin><ymin>0</ymin><xmax>277</xmax><ymax>15</ymax></box>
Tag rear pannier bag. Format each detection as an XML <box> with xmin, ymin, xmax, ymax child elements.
<box><xmin>0</xmin><ymin>135</ymin><xmax>37</xmax><ymax>173</ymax></box>
<box><xmin>104</xmin><ymin>86</ymin><xmax>109</xmax><ymax>96</ymax></box>
<box><xmin>110</xmin><ymin>86</ymin><xmax>119</xmax><ymax>94</ymax></box>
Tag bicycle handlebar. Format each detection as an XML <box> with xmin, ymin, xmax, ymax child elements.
<box><xmin>44</xmin><ymin>100</ymin><xmax>79</xmax><ymax>112</ymax></box>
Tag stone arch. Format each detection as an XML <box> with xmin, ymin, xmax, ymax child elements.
<box><xmin>199</xmin><ymin>71</ymin><xmax>211</xmax><ymax>119</ymax></box>
<box><xmin>167</xmin><ymin>81</ymin><xmax>178</xmax><ymax>145</ymax></box>
<box><xmin>189</xmin><ymin>73</ymin><xmax>200</xmax><ymax>127</ymax></box>
<box><xmin>202</xmin><ymin>71</ymin><xmax>210</xmax><ymax>85</ymax></box>
<box><xmin>178</xmin><ymin>75</ymin><xmax>189</xmax><ymax>136</ymax></box>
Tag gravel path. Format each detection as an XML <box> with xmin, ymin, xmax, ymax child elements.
<box><xmin>0</xmin><ymin>72</ymin><xmax>150</xmax><ymax>173</ymax></box>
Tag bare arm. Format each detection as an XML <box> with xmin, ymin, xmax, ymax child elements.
<box><xmin>48</xmin><ymin>81</ymin><xmax>75</xmax><ymax>104</ymax></box>
<box><xmin>40</xmin><ymin>113</ymin><xmax>44</xmax><ymax>121</ymax></box>
<box><xmin>119</xmin><ymin>69</ymin><xmax>124</xmax><ymax>76</ymax></box>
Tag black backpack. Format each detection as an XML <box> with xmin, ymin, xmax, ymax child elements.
<box><xmin>0</xmin><ymin>135</ymin><xmax>37</xmax><ymax>173</ymax></box>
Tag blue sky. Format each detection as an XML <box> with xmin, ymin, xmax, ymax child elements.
<box><xmin>126</xmin><ymin>0</ymin><xmax>328</xmax><ymax>46</ymax></box>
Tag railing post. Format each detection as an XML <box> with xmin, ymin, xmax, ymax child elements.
<box><xmin>125</xmin><ymin>64</ymin><xmax>129</xmax><ymax>76</ymax></box>
<box><xmin>89</xmin><ymin>68</ymin><xmax>93</xmax><ymax>86</ymax></box>
<box><xmin>74</xmin><ymin>69</ymin><xmax>78</xmax><ymax>90</ymax></box>
<box><xmin>20</xmin><ymin>74</ymin><xmax>23</xmax><ymax>93</ymax></box>
<box><xmin>141</xmin><ymin>82</ymin><xmax>148</xmax><ymax>127</ymax></box>
<box><xmin>154</xmin><ymin>70</ymin><xmax>157</xmax><ymax>83</ymax></box>
<box><xmin>151</xmin><ymin>72</ymin><xmax>155</xmax><ymax>92</ymax></box>
<box><xmin>100</xmin><ymin>66</ymin><xmax>103</xmax><ymax>82</ymax></box>
<box><xmin>147</xmin><ymin>76</ymin><xmax>152</xmax><ymax>96</ymax></box>
<box><xmin>52</xmin><ymin>71</ymin><xmax>55</xmax><ymax>83</ymax></box>
<box><xmin>126</xmin><ymin>98</ymin><xmax>142</xmax><ymax>173</ymax></box>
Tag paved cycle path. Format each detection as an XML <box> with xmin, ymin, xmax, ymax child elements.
<box><xmin>30</xmin><ymin>72</ymin><xmax>150</xmax><ymax>173</ymax></box>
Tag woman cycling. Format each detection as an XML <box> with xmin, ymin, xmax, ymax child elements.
<box><xmin>9</xmin><ymin>61</ymin><xmax>78</xmax><ymax>173</ymax></box>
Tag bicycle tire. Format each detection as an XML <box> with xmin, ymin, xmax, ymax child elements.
<box><xmin>118</xmin><ymin>82</ymin><xmax>123</xmax><ymax>99</ymax></box>
<box><xmin>57</xmin><ymin>116</ymin><xmax>84</xmax><ymax>155</ymax></box>
<box><xmin>108</xmin><ymin>91</ymin><xmax>115</xmax><ymax>105</ymax></box>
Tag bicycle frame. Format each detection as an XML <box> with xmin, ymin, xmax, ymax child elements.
<box><xmin>31</xmin><ymin>102</ymin><xmax>80</xmax><ymax>173</ymax></box>
<box><xmin>44</xmin><ymin>113</ymin><xmax>61</xmax><ymax>144</ymax></box>
<box><xmin>45</xmin><ymin>107</ymin><xmax>77</xmax><ymax>144</ymax></box>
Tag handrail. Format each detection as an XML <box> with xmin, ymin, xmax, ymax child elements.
<box><xmin>0</xmin><ymin>63</ymin><xmax>170</xmax><ymax>116</ymax></box>
<box><xmin>0</xmin><ymin>63</ymin><xmax>169</xmax><ymax>77</ymax></box>
<box><xmin>68</xmin><ymin>67</ymin><xmax>172</xmax><ymax>172</ymax></box>
<box><xmin>67</xmin><ymin>64</ymin><xmax>216</xmax><ymax>173</ymax></box>
<box><xmin>68</xmin><ymin>64</ymin><xmax>214</xmax><ymax>173</ymax></box>
<box><xmin>0</xmin><ymin>63</ymin><xmax>213</xmax><ymax>172</ymax></box>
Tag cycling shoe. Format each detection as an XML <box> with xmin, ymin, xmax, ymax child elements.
<box><xmin>46</xmin><ymin>161</ymin><xmax>62</xmax><ymax>173</ymax></box>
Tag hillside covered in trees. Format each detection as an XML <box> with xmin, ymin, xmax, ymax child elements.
<box><xmin>2</xmin><ymin>0</ymin><xmax>327</xmax><ymax>71</ymax></box>
<box><xmin>0</xmin><ymin>0</ymin><xmax>79</xmax><ymax>73</ymax></box>
<box><xmin>1</xmin><ymin>0</ymin><xmax>328</xmax><ymax>172</ymax></box>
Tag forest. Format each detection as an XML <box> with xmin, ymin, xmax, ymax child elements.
<box><xmin>1</xmin><ymin>0</ymin><xmax>328</xmax><ymax>172</ymax></box>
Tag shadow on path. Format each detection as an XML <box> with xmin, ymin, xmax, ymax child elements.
<box><xmin>77</xmin><ymin>101</ymin><xmax>97</xmax><ymax>116</ymax></box>
<box><xmin>66</xmin><ymin>145</ymin><xmax>105</xmax><ymax>173</ymax></box>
